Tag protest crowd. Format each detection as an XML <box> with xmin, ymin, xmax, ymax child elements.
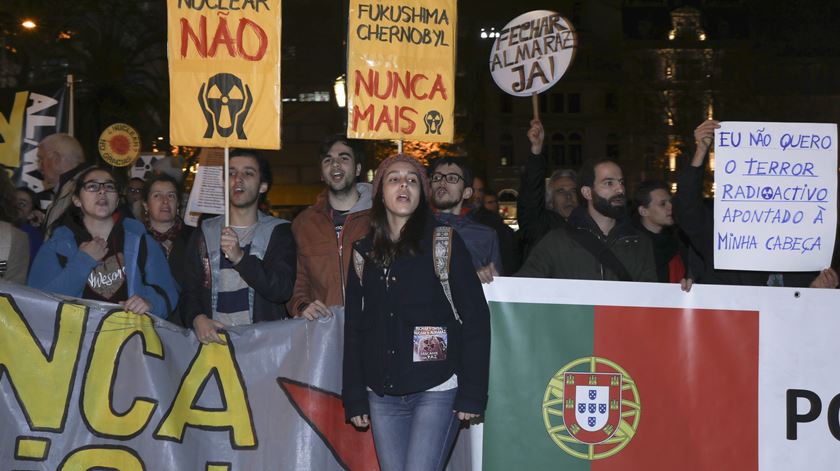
<box><xmin>1</xmin><ymin>116</ymin><xmax>837</xmax><ymax>470</ymax></box>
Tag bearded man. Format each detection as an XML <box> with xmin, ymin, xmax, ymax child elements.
<box><xmin>517</xmin><ymin>159</ymin><xmax>656</xmax><ymax>282</ymax></box>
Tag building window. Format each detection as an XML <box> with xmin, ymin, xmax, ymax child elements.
<box><xmin>606</xmin><ymin>133</ymin><xmax>619</xmax><ymax>160</ymax></box>
<box><xmin>538</xmin><ymin>93</ymin><xmax>548</xmax><ymax>114</ymax></box>
<box><xmin>500</xmin><ymin>93</ymin><xmax>513</xmax><ymax>113</ymax></box>
<box><xmin>500</xmin><ymin>134</ymin><xmax>513</xmax><ymax>167</ymax></box>
<box><xmin>568</xmin><ymin>93</ymin><xmax>581</xmax><ymax>113</ymax></box>
<box><xmin>551</xmin><ymin>133</ymin><xmax>565</xmax><ymax>165</ymax></box>
<box><xmin>568</xmin><ymin>132</ymin><xmax>583</xmax><ymax>166</ymax></box>
<box><xmin>552</xmin><ymin>93</ymin><xmax>564</xmax><ymax>113</ymax></box>
<box><xmin>605</xmin><ymin>93</ymin><xmax>618</xmax><ymax>113</ymax></box>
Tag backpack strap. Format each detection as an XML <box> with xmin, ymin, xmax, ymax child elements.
<box><xmin>433</xmin><ymin>226</ymin><xmax>462</xmax><ymax>324</ymax></box>
<box><xmin>567</xmin><ymin>228</ymin><xmax>633</xmax><ymax>282</ymax></box>
<box><xmin>352</xmin><ymin>248</ymin><xmax>365</xmax><ymax>287</ymax></box>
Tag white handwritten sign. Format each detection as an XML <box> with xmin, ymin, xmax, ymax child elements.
<box><xmin>714</xmin><ymin>121</ymin><xmax>837</xmax><ymax>271</ymax></box>
<box><xmin>489</xmin><ymin>10</ymin><xmax>576</xmax><ymax>97</ymax></box>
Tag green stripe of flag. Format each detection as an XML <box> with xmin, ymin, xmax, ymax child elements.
<box><xmin>483</xmin><ymin>301</ymin><xmax>594</xmax><ymax>471</ymax></box>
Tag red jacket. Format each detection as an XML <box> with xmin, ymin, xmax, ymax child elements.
<box><xmin>288</xmin><ymin>184</ymin><xmax>372</xmax><ymax>317</ymax></box>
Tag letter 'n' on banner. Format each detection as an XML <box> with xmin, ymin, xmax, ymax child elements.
<box><xmin>166</xmin><ymin>0</ymin><xmax>282</xmax><ymax>150</ymax></box>
<box><xmin>347</xmin><ymin>0</ymin><xmax>457</xmax><ymax>143</ymax></box>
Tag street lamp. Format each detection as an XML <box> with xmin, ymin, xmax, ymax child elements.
<box><xmin>333</xmin><ymin>74</ymin><xmax>346</xmax><ymax>108</ymax></box>
<box><xmin>21</xmin><ymin>19</ymin><xmax>36</xmax><ymax>30</ymax></box>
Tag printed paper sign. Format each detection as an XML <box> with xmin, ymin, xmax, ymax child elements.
<box><xmin>186</xmin><ymin>148</ymin><xmax>225</xmax><ymax>218</ymax></box>
<box><xmin>347</xmin><ymin>0</ymin><xmax>456</xmax><ymax>142</ymax></box>
<box><xmin>166</xmin><ymin>0</ymin><xmax>282</xmax><ymax>149</ymax></box>
<box><xmin>714</xmin><ymin>121</ymin><xmax>837</xmax><ymax>271</ymax></box>
<box><xmin>490</xmin><ymin>10</ymin><xmax>576</xmax><ymax>97</ymax></box>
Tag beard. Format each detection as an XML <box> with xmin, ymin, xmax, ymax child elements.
<box><xmin>432</xmin><ymin>189</ymin><xmax>461</xmax><ymax>211</ymax></box>
<box><xmin>327</xmin><ymin>177</ymin><xmax>356</xmax><ymax>196</ymax></box>
<box><xmin>592</xmin><ymin>192</ymin><xmax>627</xmax><ymax>219</ymax></box>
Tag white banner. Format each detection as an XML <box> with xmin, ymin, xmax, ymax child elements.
<box><xmin>4</xmin><ymin>278</ymin><xmax>838</xmax><ymax>470</ymax></box>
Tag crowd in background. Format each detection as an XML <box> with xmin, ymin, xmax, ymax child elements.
<box><xmin>1</xmin><ymin>118</ymin><xmax>838</xmax><ymax>470</ymax></box>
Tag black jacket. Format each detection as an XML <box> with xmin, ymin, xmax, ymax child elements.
<box><xmin>181</xmin><ymin>219</ymin><xmax>297</xmax><ymax>326</ymax></box>
<box><xmin>342</xmin><ymin>222</ymin><xmax>491</xmax><ymax>420</ymax></box>
<box><xmin>517</xmin><ymin>207</ymin><xmax>657</xmax><ymax>282</ymax></box>
<box><xmin>516</xmin><ymin>152</ymin><xmax>569</xmax><ymax>259</ymax></box>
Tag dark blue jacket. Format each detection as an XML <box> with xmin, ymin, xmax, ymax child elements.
<box><xmin>435</xmin><ymin>211</ymin><xmax>502</xmax><ymax>271</ymax></box>
<box><xmin>342</xmin><ymin>221</ymin><xmax>491</xmax><ymax>420</ymax></box>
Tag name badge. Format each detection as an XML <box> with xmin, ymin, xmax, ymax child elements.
<box><xmin>413</xmin><ymin>326</ymin><xmax>447</xmax><ymax>362</ymax></box>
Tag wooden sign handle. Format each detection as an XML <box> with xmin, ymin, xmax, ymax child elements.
<box><xmin>224</xmin><ymin>145</ymin><xmax>230</xmax><ymax>227</ymax></box>
<box><xmin>531</xmin><ymin>93</ymin><xmax>540</xmax><ymax>121</ymax></box>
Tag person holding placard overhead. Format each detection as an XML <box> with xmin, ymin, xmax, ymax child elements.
<box><xmin>181</xmin><ymin>150</ymin><xmax>297</xmax><ymax>344</ymax></box>
<box><xmin>517</xmin><ymin>118</ymin><xmax>579</xmax><ymax>258</ymax></box>
<box><xmin>342</xmin><ymin>154</ymin><xmax>490</xmax><ymax>471</ymax></box>
<box><xmin>675</xmin><ymin>119</ymin><xmax>838</xmax><ymax>288</ymax></box>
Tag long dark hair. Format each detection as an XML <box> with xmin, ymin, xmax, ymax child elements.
<box><xmin>369</xmin><ymin>179</ymin><xmax>429</xmax><ymax>267</ymax></box>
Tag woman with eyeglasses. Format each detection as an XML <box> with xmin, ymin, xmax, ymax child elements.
<box><xmin>28</xmin><ymin>167</ymin><xmax>178</xmax><ymax>318</ymax></box>
<box><xmin>342</xmin><ymin>155</ymin><xmax>491</xmax><ymax>471</ymax></box>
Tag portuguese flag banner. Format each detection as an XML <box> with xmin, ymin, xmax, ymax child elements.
<box><xmin>478</xmin><ymin>277</ymin><xmax>840</xmax><ymax>471</ymax></box>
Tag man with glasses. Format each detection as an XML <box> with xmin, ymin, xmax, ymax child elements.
<box><xmin>125</xmin><ymin>177</ymin><xmax>146</xmax><ymax>221</ymax></box>
<box><xmin>430</xmin><ymin>157</ymin><xmax>502</xmax><ymax>283</ymax></box>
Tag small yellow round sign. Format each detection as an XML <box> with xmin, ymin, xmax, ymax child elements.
<box><xmin>98</xmin><ymin>123</ymin><xmax>141</xmax><ymax>167</ymax></box>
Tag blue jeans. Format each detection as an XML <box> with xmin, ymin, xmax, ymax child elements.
<box><xmin>368</xmin><ymin>389</ymin><xmax>460</xmax><ymax>471</ymax></box>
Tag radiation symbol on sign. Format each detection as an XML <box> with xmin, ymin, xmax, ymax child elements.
<box><xmin>542</xmin><ymin>356</ymin><xmax>640</xmax><ymax>460</ymax></box>
<box><xmin>198</xmin><ymin>72</ymin><xmax>253</xmax><ymax>140</ymax></box>
<box><xmin>423</xmin><ymin>110</ymin><xmax>443</xmax><ymax>135</ymax></box>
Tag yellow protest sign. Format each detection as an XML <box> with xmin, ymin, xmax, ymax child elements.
<box><xmin>347</xmin><ymin>0</ymin><xmax>456</xmax><ymax>143</ymax></box>
<box><xmin>167</xmin><ymin>0</ymin><xmax>281</xmax><ymax>150</ymax></box>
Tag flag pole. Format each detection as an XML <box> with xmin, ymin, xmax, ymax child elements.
<box><xmin>224</xmin><ymin>145</ymin><xmax>230</xmax><ymax>227</ymax></box>
<box><xmin>67</xmin><ymin>74</ymin><xmax>75</xmax><ymax>137</ymax></box>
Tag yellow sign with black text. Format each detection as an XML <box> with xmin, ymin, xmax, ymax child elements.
<box><xmin>166</xmin><ymin>0</ymin><xmax>282</xmax><ymax>149</ymax></box>
<box><xmin>347</xmin><ymin>0</ymin><xmax>456</xmax><ymax>143</ymax></box>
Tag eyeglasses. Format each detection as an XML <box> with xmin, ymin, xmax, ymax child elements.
<box><xmin>431</xmin><ymin>172</ymin><xmax>465</xmax><ymax>184</ymax></box>
<box><xmin>128</xmin><ymin>187</ymin><xmax>143</xmax><ymax>194</ymax></box>
<box><xmin>82</xmin><ymin>181</ymin><xmax>118</xmax><ymax>193</ymax></box>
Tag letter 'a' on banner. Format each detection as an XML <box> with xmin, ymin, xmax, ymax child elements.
<box><xmin>166</xmin><ymin>0</ymin><xmax>281</xmax><ymax>150</ymax></box>
<box><xmin>347</xmin><ymin>0</ymin><xmax>456</xmax><ymax>143</ymax></box>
